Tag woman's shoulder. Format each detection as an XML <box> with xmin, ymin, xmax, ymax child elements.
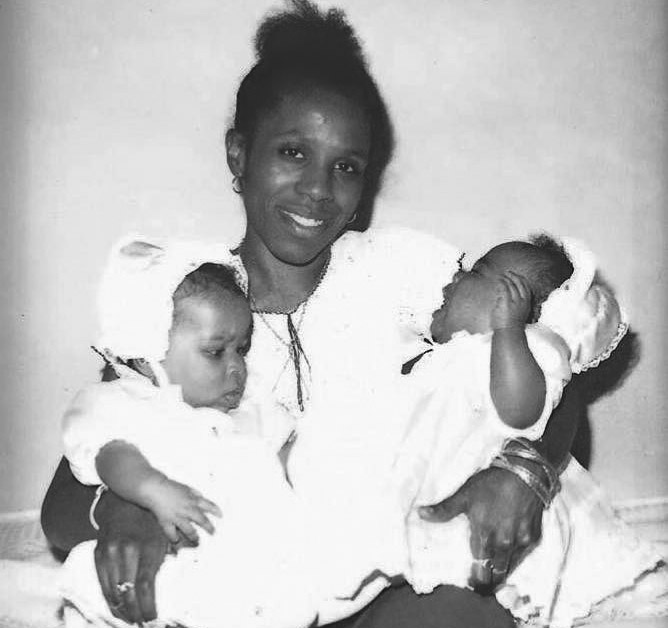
<box><xmin>333</xmin><ymin>225</ymin><xmax>461</xmax><ymax>266</ymax></box>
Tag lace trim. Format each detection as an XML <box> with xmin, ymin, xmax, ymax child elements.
<box><xmin>576</xmin><ymin>321</ymin><xmax>629</xmax><ymax>373</ymax></box>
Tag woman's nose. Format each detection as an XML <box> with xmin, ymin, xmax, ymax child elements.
<box><xmin>296</xmin><ymin>163</ymin><xmax>333</xmax><ymax>203</ymax></box>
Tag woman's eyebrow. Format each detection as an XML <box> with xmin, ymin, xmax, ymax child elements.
<box><xmin>345</xmin><ymin>148</ymin><xmax>369</xmax><ymax>160</ymax></box>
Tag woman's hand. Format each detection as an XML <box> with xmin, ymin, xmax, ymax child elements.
<box><xmin>94</xmin><ymin>491</ymin><xmax>170</xmax><ymax>624</ymax></box>
<box><xmin>141</xmin><ymin>475</ymin><xmax>222</xmax><ymax>544</ymax></box>
<box><xmin>419</xmin><ymin>466</ymin><xmax>543</xmax><ymax>591</ymax></box>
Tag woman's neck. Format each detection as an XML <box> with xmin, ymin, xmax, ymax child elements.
<box><xmin>239</xmin><ymin>234</ymin><xmax>331</xmax><ymax>314</ymax></box>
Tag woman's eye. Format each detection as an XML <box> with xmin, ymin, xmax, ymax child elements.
<box><xmin>280</xmin><ymin>146</ymin><xmax>305</xmax><ymax>159</ymax></box>
<box><xmin>204</xmin><ymin>348</ymin><xmax>223</xmax><ymax>358</ymax></box>
<box><xmin>334</xmin><ymin>161</ymin><xmax>360</xmax><ymax>175</ymax></box>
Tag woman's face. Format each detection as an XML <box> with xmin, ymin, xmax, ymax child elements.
<box><xmin>228</xmin><ymin>88</ymin><xmax>371</xmax><ymax>266</ymax></box>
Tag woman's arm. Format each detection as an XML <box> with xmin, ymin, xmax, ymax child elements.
<box><xmin>41</xmin><ymin>456</ymin><xmax>169</xmax><ymax>623</ymax></box>
<box><xmin>420</xmin><ymin>376</ymin><xmax>583</xmax><ymax>590</ymax></box>
<box><xmin>41</xmin><ymin>456</ymin><xmax>98</xmax><ymax>551</ymax></box>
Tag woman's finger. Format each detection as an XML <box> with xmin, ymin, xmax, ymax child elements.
<box><xmin>489</xmin><ymin>534</ymin><xmax>513</xmax><ymax>587</ymax></box>
<box><xmin>515</xmin><ymin>519</ymin><xmax>535</xmax><ymax>549</ymax></box>
<box><xmin>469</xmin><ymin>527</ymin><xmax>494</xmax><ymax>589</ymax></box>
<box><xmin>117</xmin><ymin>543</ymin><xmax>143</xmax><ymax>625</ymax></box>
<box><xmin>94</xmin><ymin>541</ymin><xmax>124</xmax><ymax>618</ymax></box>
<box><xmin>134</xmin><ymin>548</ymin><xmax>163</xmax><ymax>622</ymax></box>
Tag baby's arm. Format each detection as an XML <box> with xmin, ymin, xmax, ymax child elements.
<box><xmin>96</xmin><ymin>440</ymin><xmax>221</xmax><ymax>544</ymax></box>
<box><xmin>489</xmin><ymin>272</ymin><xmax>546</xmax><ymax>429</ymax></box>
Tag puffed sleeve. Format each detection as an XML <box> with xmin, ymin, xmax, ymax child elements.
<box><xmin>391</xmin><ymin>228</ymin><xmax>462</xmax><ymax>336</ymax></box>
<box><xmin>350</xmin><ymin>226</ymin><xmax>461</xmax><ymax>335</ymax></box>
<box><xmin>62</xmin><ymin>382</ymin><xmax>149</xmax><ymax>485</ymax></box>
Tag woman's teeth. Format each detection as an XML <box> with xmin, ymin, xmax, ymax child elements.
<box><xmin>286</xmin><ymin>212</ymin><xmax>324</xmax><ymax>228</ymax></box>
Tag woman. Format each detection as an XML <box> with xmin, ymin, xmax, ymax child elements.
<box><xmin>42</xmin><ymin>2</ymin><xmax>581</xmax><ymax>626</ymax></box>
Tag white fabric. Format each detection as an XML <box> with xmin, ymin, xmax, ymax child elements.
<box><xmin>392</xmin><ymin>330</ymin><xmax>661</xmax><ymax>627</ymax></box>
<box><xmin>62</xmin><ymin>226</ymin><xmax>655</xmax><ymax>628</ymax></box>
<box><xmin>538</xmin><ymin>238</ymin><xmax>628</xmax><ymax>373</ymax></box>
<box><xmin>397</xmin><ymin>325</ymin><xmax>572</xmax><ymax>516</ymax></box>
<box><xmin>62</xmin><ymin>226</ymin><xmax>461</xmax><ymax>628</ymax></box>
<box><xmin>240</xmin><ymin>227</ymin><xmax>461</xmax><ymax>416</ymax></box>
<box><xmin>61</xmin><ymin>371</ymin><xmax>326</xmax><ymax>628</ymax></box>
<box><xmin>62</xmin><ymin>366</ymin><xmax>295</xmax><ymax>487</ymax></box>
<box><xmin>97</xmin><ymin>234</ymin><xmax>239</xmax><ymax>363</ymax></box>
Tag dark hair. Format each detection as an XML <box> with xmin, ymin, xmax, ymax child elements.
<box><xmin>233</xmin><ymin>0</ymin><xmax>394</xmax><ymax>230</ymax></box>
<box><xmin>172</xmin><ymin>262</ymin><xmax>247</xmax><ymax>325</ymax></box>
<box><xmin>525</xmin><ymin>233</ymin><xmax>574</xmax><ymax>321</ymax></box>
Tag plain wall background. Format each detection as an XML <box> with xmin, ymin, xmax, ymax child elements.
<box><xmin>0</xmin><ymin>0</ymin><xmax>666</xmax><ymax>513</ymax></box>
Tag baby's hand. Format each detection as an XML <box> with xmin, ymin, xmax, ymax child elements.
<box><xmin>490</xmin><ymin>271</ymin><xmax>533</xmax><ymax>330</ymax></box>
<box><xmin>141</xmin><ymin>475</ymin><xmax>222</xmax><ymax>544</ymax></box>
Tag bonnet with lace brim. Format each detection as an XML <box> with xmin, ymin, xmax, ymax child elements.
<box><xmin>537</xmin><ymin>238</ymin><xmax>629</xmax><ymax>374</ymax></box>
<box><xmin>96</xmin><ymin>234</ymin><xmax>242</xmax><ymax>386</ymax></box>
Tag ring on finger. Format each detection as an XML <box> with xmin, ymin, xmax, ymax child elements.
<box><xmin>116</xmin><ymin>581</ymin><xmax>135</xmax><ymax>595</ymax></box>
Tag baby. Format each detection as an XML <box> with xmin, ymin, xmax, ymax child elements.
<box><xmin>396</xmin><ymin>235</ymin><xmax>663</xmax><ymax>626</ymax></box>
<box><xmin>61</xmin><ymin>237</ymin><xmax>327</xmax><ymax>628</ymax></box>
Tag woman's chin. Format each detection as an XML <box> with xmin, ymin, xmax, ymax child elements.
<box><xmin>269</xmin><ymin>238</ymin><xmax>333</xmax><ymax>267</ymax></box>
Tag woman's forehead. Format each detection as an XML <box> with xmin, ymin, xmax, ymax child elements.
<box><xmin>258</xmin><ymin>89</ymin><xmax>371</xmax><ymax>151</ymax></box>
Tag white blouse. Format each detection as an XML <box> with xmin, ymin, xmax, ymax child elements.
<box><xmin>240</xmin><ymin>226</ymin><xmax>462</xmax><ymax>417</ymax></box>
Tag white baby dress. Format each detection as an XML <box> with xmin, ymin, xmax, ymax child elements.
<box><xmin>395</xmin><ymin>329</ymin><xmax>663</xmax><ymax>627</ymax></box>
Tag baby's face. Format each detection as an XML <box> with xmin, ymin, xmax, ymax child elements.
<box><xmin>162</xmin><ymin>291</ymin><xmax>252</xmax><ymax>413</ymax></box>
<box><xmin>430</xmin><ymin>243</ymin><xmax>527</xmax><ymax>343</ymax></box>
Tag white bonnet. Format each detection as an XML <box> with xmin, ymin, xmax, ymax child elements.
<box><xmin>538</xmin><ymin>237</ymin><xmax>628</xmax><ymax>374</ymax></box>
<box><xmin>97</xmin><ymin>234</ymin><xmax>243</xmax><ymax>365</ymax></box>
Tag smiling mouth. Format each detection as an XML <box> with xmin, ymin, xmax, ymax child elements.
<box><xmin>279</xmin><ymin>208</ymin><xmax>326</xmax><ymax>230</ymax></box>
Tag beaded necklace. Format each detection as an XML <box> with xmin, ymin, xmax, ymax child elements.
<box><xmin>245</xmin><ymin>251</ymin><xmax>331</xmax><ymax>412</ymax></box>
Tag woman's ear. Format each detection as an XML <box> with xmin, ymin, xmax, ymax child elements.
<box><xmin>225</xmin><ymin>128</ymin><xmax>247</xmax><ymax>178</ymax></box>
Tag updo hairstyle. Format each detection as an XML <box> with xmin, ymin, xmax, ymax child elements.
<box><xmin>232</xmin><ymin>0</ymin><xmax>394</xmax><ymax>230</ymax></box>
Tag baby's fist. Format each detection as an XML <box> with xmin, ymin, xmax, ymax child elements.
<box><xmin>490</xmin><ymin>272</ymin><xmax>533</xmax><ymax>330</ymax></box>
<box><xmin>144</xmin><ymin>476</ymin><xmax>221</xmax><ymax>544</ymax></box>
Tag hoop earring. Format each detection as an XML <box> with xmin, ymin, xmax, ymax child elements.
<box><xmin>232</xmin><ymin>176</ymin><xmax>243</xmax><ymax>195</ymax></box>
<box><xmin>347</xmin><ymin>212</ymin><xmax>358</xmax><ymax>225</ymax></box>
